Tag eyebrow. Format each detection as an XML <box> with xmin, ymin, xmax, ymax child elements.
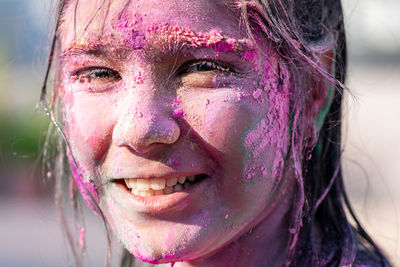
<box><xmin>61</xmin><ymin>29</ymin><xmax>256</xmax><ymax>61</ymax></box>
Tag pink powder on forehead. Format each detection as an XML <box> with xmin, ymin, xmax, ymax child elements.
<box><xmin>113</xmin><ymin>14</ymin><xmax>146</xmax><ymax>49</ymax></box>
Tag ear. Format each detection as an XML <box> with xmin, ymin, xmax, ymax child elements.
<box><xmin>310</xmin><ymin>49</ymin><xmax>336</xmax><ymax>133</ymax></box>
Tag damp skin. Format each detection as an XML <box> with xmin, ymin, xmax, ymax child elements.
<box><xmin>59</xmin><ymin>0</ymin><xmax>301</xmax><ymax>266</ymax></box>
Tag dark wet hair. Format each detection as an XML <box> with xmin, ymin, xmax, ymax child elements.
<box><xmin>40</xmin><ymin>0</ymin><xmax>391</xmax><ymax>266</ymax></box>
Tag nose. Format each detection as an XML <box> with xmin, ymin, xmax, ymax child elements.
<box><xmin>112</xmin><ymin>99</ymin><xmax>180</xmax><ymax>154</ymax></box>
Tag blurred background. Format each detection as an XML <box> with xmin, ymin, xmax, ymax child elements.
<box><xmin>0</xmin><ymin>0</ymin><xmax>399</xmax><ymax>266</ymax></box>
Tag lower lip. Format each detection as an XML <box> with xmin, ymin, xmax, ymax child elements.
<box><xmin>109</xmin><ymin>176</ymin><xmax>211</xmax><ymax>214</ymax></box>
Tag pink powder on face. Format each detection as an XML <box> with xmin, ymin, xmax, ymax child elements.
<box><xmin>241</xmin><ymin>50</ymin><xmax>258</xmax><ymax>61</ymax></box>
<box><xmin>134</xmin><ymin>71</ymin><xmax>145</xmax><ymax>84</ymax></box>
<box><xmin>167</xmin><ymin>158</ymin><xmax>180</xmax><ymax>166</ymax></box>
<box><xmin>236</xmin><ymin>92</ymin><xmax>250</xmax><ymax>102</ymax></box>
<box><xmin>172</xmin><ymin>97</ymin><xmax>184</xmax><ymax>118</ymax></box>
<box><xmin>145</xmin><ymin>24</ymin><xmax>255</xmax><ymax>55</ymax></box>
<box><xmin>243</xmin><ymin>57</ymin><xmax>291</xmax><ymax>188</ymax></box>
<box><xmin>215</xmin><ymin>38</ymin><xmax>236</xmax><ymax>52</ymax></box>
<box><xmin>78</xmin><ymin>226</ymin><xmax>86</xmax><ymax>248</ymax></box>
<box><xmin>252</xmin><ymin>89</ymin><xmax>262</xmax><ymax>99</ymax></box>
<box><xmin>113</xmin><ymin>14</ymin><xmax>146</xmax><ymax>50</ymax></box>
<box><xmin>67</xmin><ymin>151</ymin><xmax>100</xmax><ymax>214</ymax></box>
<box><xmin>173</xmin><ymin>108</ymin><xmax>184</xmax><ymax>118</ymax></box>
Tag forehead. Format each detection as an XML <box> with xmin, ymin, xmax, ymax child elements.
<box><xmin>60</xmin><ymin>0</ymin><xmax>245</xmax><ymax>49</ymax></box>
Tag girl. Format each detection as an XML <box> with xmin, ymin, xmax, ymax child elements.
<box><xmin>40</xmin><ymin>0</ymin><xmax>391</xmax><ymax>266</ymax></box>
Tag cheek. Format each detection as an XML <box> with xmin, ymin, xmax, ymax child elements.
<box><xmin>64</xmin><ymin>94</ymin><xmax>116</xmax><ymax>162</ymax></box>
<box><xmin>182</xmin><ymin>90</ymin><xmax>256</xmax><ymax>155</ymax></box>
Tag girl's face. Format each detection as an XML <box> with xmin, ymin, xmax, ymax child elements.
<box><xmin>60</xmin><ymin>0</ymin><xmax>295</xmax><ymax>263</ymax></box>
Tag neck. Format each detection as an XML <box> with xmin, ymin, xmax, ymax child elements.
<box><xmin>171</xmin><ymin>172</ymin><xmax>296</xmax><ymax>267</ymax></box>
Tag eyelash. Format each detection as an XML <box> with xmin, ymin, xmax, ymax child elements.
<box><xmin>71</xmin><ymin>68</ymin><xmax>121</xmax><ymax>82</ymax></box>
<box><xmin>69</xmin><ymin>60</ymin><xmax>234</xmax><ymax>84</ymax></box>
<box><xmin>177</xmin><ymin>60</ymin><xmax>235</xmax><ymax>76</ymax></box>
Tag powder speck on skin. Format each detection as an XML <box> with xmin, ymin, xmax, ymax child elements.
<box><xmin>78</xmin><ymin>226</ymin><xmax>86</xmax><ymax>248</ymax></box>
<box><xmin>252</xmin><ymin>89</ymin><xmax>262</xmax><ymax>99</ymax></box>
<box><xmin>172</xmin><ymin>97</ymin><xmax>184</xmax><ymax>118</ymax></box>
<box><xmin>113</xmin><ymin>14</ymin><xmax>146</xmax><ymax>49</ymax></box>
<box><xmin>134</xmin><ymin>71</ymin><xmax>145</xmax><ymax>84</ymax></box>
<box><xmin>173</xmin><ymin>108</ymin><xmax>184</xmax><ymax>118</ymax></box>
<box><xmin>68</xmin><ymin>151</ymin><xmax>100</xmax><ymax>213</ymax></box>
<box><xmin>241</xmin><ymin>50</ymin><xmax>258</xmax><ymax>61</ymax></box>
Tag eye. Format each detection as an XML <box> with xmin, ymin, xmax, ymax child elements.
<box><xmin>71</xmin><ymin>67</ymin><xmax>121</xmax><ymax>84</ymax></box>
<box><xmin>177</xmin><ymin>60</ymin><xmax>234</xmax><ymax>76</ymax></box>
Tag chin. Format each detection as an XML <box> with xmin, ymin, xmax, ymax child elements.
<box><xmin>124</xmin><ymin>239</ymin><xmax>202</xmax><ymax>264</ymax></box>
<box><xmin>112</xmin><ymin>218</ymin><xmax>212</xmax><ymax>264</ymax></box>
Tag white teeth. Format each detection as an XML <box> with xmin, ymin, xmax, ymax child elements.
<box><xmin>174</xmin><ymin>184</ymin><xmax>183</xmax><ymax>192</ymax></box>
<box><xmin>150</xmin><ymin>178</ymin><xmax>166</xmax><ymax>190</ymax></box>
<box><xmin>178</xmin><ymin>176</ymin><xmax>187</xmax><ymax>184</ymax></box>
<box><xmin>166</xmin><ymin>177</ymin><xmax>178</xmax><ymax>187</ymax></box>
<box><xmin>124</xmin><ymin>178</ymin><xmax>136</xmax><ymax>189</ymax></box>
<box><xmin>136</xmin><ymin>179</ymin><xmax>150</xmax><ymax>190</ymax></box>
<box><xmin>124</xmin><ymin>175</ymin><xmax>204</xmax><ymax>197</ymax></box>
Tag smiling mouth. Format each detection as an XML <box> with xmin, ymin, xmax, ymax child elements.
<box><xmin>122</xmin><ymin>174</ymin><xmax>208</xmax><ymax>197</ymax></box>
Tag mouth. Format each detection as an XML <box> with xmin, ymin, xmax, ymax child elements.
<box><xmin>120</xmin><ymin>174</ymin><xmax>208</xmax><ymax>197</ymax></box>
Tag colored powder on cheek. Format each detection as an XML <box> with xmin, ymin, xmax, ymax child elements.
<box><xmin>67</xmin><ymin>151</ymin><xmax>100</xmax><ymax>213</ymax></box>
<box><xmin>244</xmin><ymin>119</ymin><xmax>271</xmax><ymax>159</ymax></box>
<box><xmin>241</xmin><ymin>50</ymin><xmax>258</xmax><ymax>61</ymax></box>
<box><xmin>236</xmin><ymin>92</ymin><xmax>250</xmax><ymax>102</ymax></box>
<box><xmin>252</xmin><ymin>89</ymin><xmax>262</xmax><ymax>99</ymax></box>
<box><xmin>172</xmin><ymin>97</ymin><xmax>183</xmax><ymax>118</ymax></box>
<box><xmin>245</xmin><ymin>166</ymin><xmax>257</xmax><ymax>180</ymax></box>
